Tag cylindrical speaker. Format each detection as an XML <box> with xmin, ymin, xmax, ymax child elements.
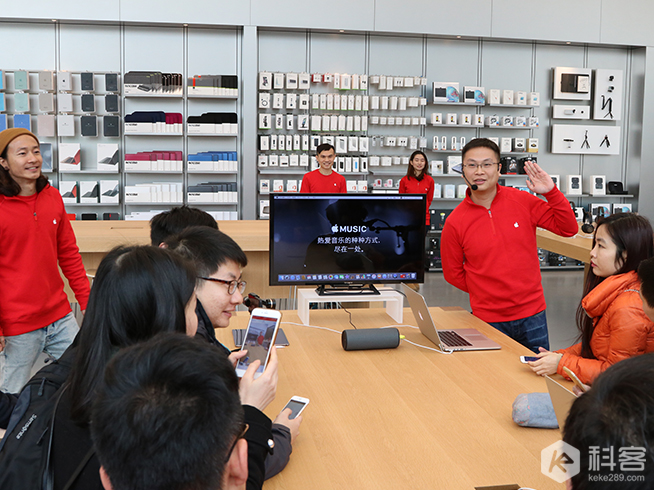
<box><xmin>341</xmin><ymin>328</ymin><xmax>400</xmax><ymax>351</ymax></box>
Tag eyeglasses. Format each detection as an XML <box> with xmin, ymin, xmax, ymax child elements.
<box><xmin>462</xmin><ymin>162</ymin><xmax>499</xmax><ymax>170</ymax></box>
<box><xmin>198</xmin><ymin>277</ymin><xmax>247</xmax><ymax>295</ymax></box>
<box><xmin>224</xmin><ymin>423</ymin><xmax>249</xmax><ymax>463</ymax></box>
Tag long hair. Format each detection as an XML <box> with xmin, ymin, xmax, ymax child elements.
<box><xmin>576</xmin><ymin>213</ymin><xmax>654</xmax><ymax>358</ymax></box>
<box><xmin>0</xmin><ymin>144</ymin><xmax>49</xmax><ymax>197</ymax></box>
<box><xmin>68</xmin><ymin>245</ymin><xmax>196</xmax><ymax>424</ymax></box>
<box><xmin>405</xmin><ymin>150</ymin><xmax>429</xmax><ymax>180</ymax></box>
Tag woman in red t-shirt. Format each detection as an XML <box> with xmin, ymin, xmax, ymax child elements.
<box><xmin>399</xmin><ymin>150</ymin><xmax>434</xmax><ymax>227</ymax></box>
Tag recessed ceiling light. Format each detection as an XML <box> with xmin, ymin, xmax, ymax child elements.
<box><xmin>456</xmin><ymin>36</ymin><xmax>462</xmax><ymax>39</ymax></box>
<box><xmin>566</xmin><ymin>42</ymin><xmax>571</xmax><ymax>44</ymax></box>
<box><xmin>51</xmin><ymin>19</ymin><xmax>57</xmax><ymax>22</ymax></box>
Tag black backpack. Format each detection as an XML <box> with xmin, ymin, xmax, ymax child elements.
<box><xmin>0</xmin><ymin>350</ymin><xmax>84</xmax><ymax>490</ymax></box>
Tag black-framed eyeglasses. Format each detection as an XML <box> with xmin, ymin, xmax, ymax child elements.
<box><xmin>224</xmin><ymin>423</ymin><xmax>249</xmax><ymax>463</ymax></box>
<box><xmin>198</xmin><ymin>277</ymin><xmax>247</xmax><ymax>295</ymax></box>
<box><xmin>462</xmin><ymin>162</ymin><xmax>499</xmax><ymax>170</ymax></box>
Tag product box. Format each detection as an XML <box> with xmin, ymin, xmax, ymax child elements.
<box><xmin>590</xmin><ymin>175</ymin><xmax>606</xmax><ymax>196</ymax></box>
<box><xmin>59</xmin><ymin>181</ymin><xmax>78</xmax><ymax>203</ymax></box>
<box><xmin>80</xmin><ymin>181</ymin><xmax>99</xmax><ymax>203</ymax></box>
<box><xmin>463</xmin><ymin>86</ymin><xmax>485</xmax><ymax>104</ymax></box>
<box><xmin>486</xmin><ymin>115</ymin><xmax>500</xmax><ymax>127</ymax></box>
<box><xmin>59</xmin><ymin>143</ymin><xmax>81</xmax><ymax>171</ymax></box>
<box><xmin>446</xmin><ymin>155</ymin><xmax>462</xmax><ymax>174</ymax></box>
<box><xmin>550</xmin><ymin>175</ymin><xmax>560</xmax><ymax>189</ymax></box>
<box><xmin>457</xmin><ymin>184</ymin><xmax>467</xmax><ymax>199</ymax></box>
<box><xmin>515</xmin><ymin>91</ymin><xmax>527</xmax><ymax>105</ymax></box>
<box><xmin>430</xmin><ymin>160</ymin><xmax>443</xmax><ymax>175</ymax></box>
<box><xmin>433</xmin><ymin>183</ymin><xmax>442</xmax><ymax>199</ymax></box>
<box><xmin>100</xmin><ymin>180</ymin><xmax>119</xmax><ymax>203</ymax></box>
<box><xmin>259</xmin><ymin>200</ymin><xmax>270</xmax><ymax>219</ymax></box>
<box><xmin>474</xmin><ymin>114</ymin><xmax>485</xmax><ymax>127</ymax></box>
<box><xmin>528</xmin><ymin>116</ymin><xmax>539</xmax><ymax>128</ymax></box>
<box><xmin>527</xmin><ymin>138</ymin><xmax>539</xmax><ymax>153</ymax></box>
<box><xmin>501</xmin><ymin>116</ymin><xmax>514</xmax><ymax>127</ymax></box>
<box><xmin>528</xmin><ymin>92</ymin><xmax>540</xmax><ymax>106</ymax></box>
<box><xmin>515</xmin><ymin>116</ymin><xmax>527</xmax><ymax>127</ymax></box>
<box><xmin>513</xmin><ymin>138</ymin><xmax>526</xmax><ymax>152</ymax></box>
<box><xmin>502</xmin><ymin>90</ymin><xmax>514</xmax><ymax>105</ymax></box>
<box><xmin>566</xmin><ymin>175</ymin><xmax>583</xmax><ymax>195</ymax></box>
<box><xmin>488</xmin><ymin>89</ymin><xmax>501</xmax><ymax>105</ymax></box>
<box><xmin>500</xmin><ymin>138</ymin><xmax>512</xmax><ymax>154</ymax></box>
<box><xmin>432</xmin><ymin>82</ymin><xmax>460</xmax><ymax>103</ymax></box>
<box><xmin>444</xmin><ymin>184</ymin><xmax>456</xmax><ymax>199</ymax></box>
<box><xmin>97</xmin><ymin>144</ymin><xmax>119</xmax><ymax>171</ymax></box>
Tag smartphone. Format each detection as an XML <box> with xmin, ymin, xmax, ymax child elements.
<box><xmin>235</xmin><ymin>308</ymin><xmax>282</xmax><ymax>379</ymax></box>
<box><xmin>520</xmin><ymin>356</ymin><xmax>539</xmax><ymax>363</ymax></box>
<box><xmin>282</xmin><ymin>396</ymin><xmax>310</xmax><ymax>419</ymax></box>
<box><xmin>563</xmin><ymin>367</ymin><xmax>589</xmax><ymax>393</ymax></box>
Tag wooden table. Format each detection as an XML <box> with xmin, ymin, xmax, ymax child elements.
<box><xmin>65</xmin><ymin>220</ymin><xmax>287</xmax><ymax>300</ymax></box>
<box><xmin>218</xmin><ymin>307</ymin><xmax>567</xmax><ymax>490</ymax></box>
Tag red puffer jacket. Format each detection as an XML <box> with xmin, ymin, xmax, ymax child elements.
<box><xmin>556</xmin><ymin>271</ymin><xmax>654</xmax><ymax>384</ymax></box>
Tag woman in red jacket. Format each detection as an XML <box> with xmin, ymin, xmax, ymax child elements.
<box><xmin>399</xmin><ymin>150</ymin><xmax>434</xmax><ymax>227</ymax></box>
<box><xmin>529</xmin><ymin>213</ymin><xmax>654</xmax><ymax>384</ymax></box>
<box><xmin>0</xmin><ymin>128</ymin><xmax>90</xmax><ymax>393</ymax></box>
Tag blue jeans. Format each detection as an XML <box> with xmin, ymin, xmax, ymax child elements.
<box><xmin>0</xmin><ymin>312</ymin><xmax>79</xmax><ymax>393</ymax></box>
<box><xmin>489</xmin><ymin>310</ymin><xmax>549</xmax><ymax>354</ymax></box>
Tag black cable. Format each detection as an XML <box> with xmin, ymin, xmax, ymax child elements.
<box><xmin>341</xmin><ymin>306</ymin><xmax>357</xmax><ymax>329</ymax></box>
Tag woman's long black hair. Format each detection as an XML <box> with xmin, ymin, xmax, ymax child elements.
<box><xmin>68</xmin><ymin>245</ymin><xmax>196</xmax><ymax>424</ymax></box>
<box><xmin>576</xmin><ymin>213</ymin><xmax>654</xmax><ymax>358</ymax></box>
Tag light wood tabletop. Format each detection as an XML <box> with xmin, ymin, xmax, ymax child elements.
<box><xmin>218</xmin><ymin>306</ymin><xmax>567</xmax><ymax>490</ymax></box>
<box><xmin>536</xmin><ymin>227</ymin><xmax>592</xmax><ymax>264</ymax></box>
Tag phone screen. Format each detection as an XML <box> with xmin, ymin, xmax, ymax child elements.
<box><xmin>236</xmin><ymin>314</ymin><xmax>278</xmax><ymax>375</ymax></box>
<box><xmin>284</xmin><ymin>400</ymin><xmax>307</xmax><ymax>419</ymax></box>
<box><xmin>522</xmin><ymin>356</ymin><xmax>539</xmax><ymax>363</ymax></box>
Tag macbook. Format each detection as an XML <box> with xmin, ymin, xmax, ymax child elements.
<box><xmin>402</xmin><ymin>284</ymin><xmax>501</xmax><ymax>351</ymax></box>
<box><xmin>545</xmin><ymin>375</ymin><xmax>578</xmax><ymax>430</ymax></box>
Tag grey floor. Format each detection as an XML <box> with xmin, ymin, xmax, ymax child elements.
<box><xmin>419</xmin><ymin>269</ymin><xmax>585</xmax><ymax>351</ymax></box>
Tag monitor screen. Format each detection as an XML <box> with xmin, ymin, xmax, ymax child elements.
<box><xmin>269</xmin><ymin>193</ymin><xmax>426</xmax><ymax>286</ymax></box>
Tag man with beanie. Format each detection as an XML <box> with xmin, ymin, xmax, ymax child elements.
<box><xmin>0</xmin><ymin>128</ymin><xmax>90</xmax><ymax>393</ymax></box>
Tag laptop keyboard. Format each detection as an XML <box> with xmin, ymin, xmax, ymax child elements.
<box><xmin>439</xmin><ymin>330</ymin><xmax>473</xmax><ymax>347</ymax></box>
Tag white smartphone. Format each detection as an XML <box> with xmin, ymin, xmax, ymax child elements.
<box><xmin>519</xmin><ymin>356</ymin><xmax>539</xmax><ymax>363</ymax></box>
<box><xmin>235</xmin><ymin>308</ymin><xmax>282</xmax><ymax>379</ymax></box>
<box><xmin>282</xmin><ymin>396</ymin><xmax>310</xmax><ymax>419</ymax></box>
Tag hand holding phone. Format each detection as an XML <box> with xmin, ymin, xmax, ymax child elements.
<box><xmin>282</xmin><ymin>396</ymin><xmax>310</xmax><ymax>419</ymax></box>
<box><xmin>563</xmin><ymin>367</ymin><xmax>590</xmax><ymax>393</ymax></box>
<box><xmin>235</xmin><ymin>308</ymin><xmax>282</xmax><ymax>378</ymax></box>
<box><xmin>238</xmin><ymin>346</ymin><xmax>278</xmax><ymax>411</ymax></box>
<box><xmin>520</xmin><ymin>356</ymin><xmax>539</xmax><ymax>363</ymax></box>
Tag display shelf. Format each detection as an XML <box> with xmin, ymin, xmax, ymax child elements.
<box><xmin>65</xmin><ymin>202</ymin><xmax>120</xmax><ymax>207</ymax></box>
<box><xmin>486</xmin><ymin>103</ymin><xmax>537</xmax><ymax>109</ymax></box>
<box><xmin>187</xmin><ymin>170</ymin><xmax>238</xmax><ymax>174</ymax></box>
<box><xmin>125</xmin><ymin>201</ymin><xmax>184</xmax><ymax>205</ymax></box>
<box><xmin>125</xmin><ymin>171</ymin><xmax>183</xmax><ymax>174</ymax></box>
<box><xmin>124</xmin><ymin>93</ymin><xmax>183</xmax><ymax>98</ymax></box>
<box><xmin>124</xmin><ymin>132</ymin><xmax>183</xmax><ymax>136</ymax></box>
<box><xmin>431</xmin><ymin>102</ymin><xmax>484</xmax><ymax>106</ymax></box>
<box><xmin>187</xmin><ymin>94</ymin><xmax>238</xmax><ymax>99</ymax></box>
<box><xmin>430</xmin><ymin>124</ymin><xmax>483</xmax><ymax>128</ymax></box>
<box><xmin>479</xmin><ymin>126</ymin><xmax>535</xmax><ymax>130</ymax></box>
<box><xmin>60</xmin><ymin>170</ymin><xmax>120</xmax><ymax>174</ymax></box>
<box><xmin>567</xmin><ymin>194</ymin><xmax>635</xmax><ymax>198</ymax></box>
<box><xmin>369</xmin><ymin>168</ymin><xmax>407</xmax><ymax>175</ymax></box>
<box><xmin>187</xmin><ymin>133</ymin><xmax>238</xmax><ymax>137</ymax></box>
<box><xmin>431</xmin><ymin>198</ymin><xmax>464</xmax><ymax>202</ymax></box>
<box><xmin>258</xmin><ymin>169</ymin><xmax>309</xmax><ymax>175</ymax></box>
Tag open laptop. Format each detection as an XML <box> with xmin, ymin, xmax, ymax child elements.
<box><xmin>402</xmin><ymin>284</ymin><xmax>501</xmax><ymax>351</ymax></box>
<box><xmin>545</xmin><ymin>375</ymin><xmax>578</xmax><ymax>430</ymax></box>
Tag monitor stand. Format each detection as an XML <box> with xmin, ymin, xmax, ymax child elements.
<box><xmin>297</xmin><ymin>287</ymin><xmax>403</xmax><ymax>326</ymax></box>
<box><xmin>315</xmin><ymin>283</ymin><xmax>380</xmax><ymax>296</ymax></box>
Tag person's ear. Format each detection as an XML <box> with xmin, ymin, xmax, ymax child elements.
<box><xmin>0</xmin><ymin>157</ymin><xmax>8</xmax><ymax>171</ymax></box>
<box><xmin>99</xmin><ymin>466</ymin><xmax>114</xmax><ymax>490</ymax></box>
<box><xmin>223</xmin><ymin>438</ymin><xmax>248</xmax><ymax>490</ymax></box>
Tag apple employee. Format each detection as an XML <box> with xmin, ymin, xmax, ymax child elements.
<box><xmin>440</xmin><ymin>138</ymin><xmax>578</xmax><ymax>353</ymax></box>
<box><xmin>300</xmin><ymin>143</ymin><xmax>346</xmax><ymax>193</ymax></box>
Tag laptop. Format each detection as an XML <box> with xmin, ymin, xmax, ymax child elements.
<box><xmin>402</xmin><ymin>284</ymin><xmax>501</xmax><ymax>351</ymax></box>
<box><xmin>545</xmin><ymin>375</ymin><xmax>578</xmax><ymax>430</ymax></box>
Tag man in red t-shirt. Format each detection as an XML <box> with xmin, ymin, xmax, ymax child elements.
<box><xmin>300</xmin><ymin>144</ymin><xmax>346</xmax><ymax>193</ymax></box>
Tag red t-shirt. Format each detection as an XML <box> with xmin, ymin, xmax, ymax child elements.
<box><xmin>300</xmin><ymin>169</ymin><xmax>347</xmax><ymax>193</ymax></box>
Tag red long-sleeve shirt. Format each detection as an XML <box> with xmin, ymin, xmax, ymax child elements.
<box><xmin>0</xmin><ymin>185</ymin><xmax>90</xmax><ymax>337</ymax></box>
<box><xmin>399</xmin><ymin>174</ymin><xmax>434</xmax><ymax>225</ymax></box>
<box><xmin>441</xmin><ymin>185</ymin><xmax>578</xmax><ymax>322</ymax></box>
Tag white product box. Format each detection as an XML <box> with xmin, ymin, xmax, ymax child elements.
<box><xmin>488</xmin><ymin>89</ymin><xmax>501</xmax><ymax>105</ymax></box>
<box><xmin>444</xmin><ymin>184</ymin><xmax>456</xmax><ymax>199</ymax></box>
<box><xmin>97</xmin><ymin>144</ymin><xmax>119</xmax><ymax>172</ymax></box>
<box><xmin>513</xmin><ymin>138</ymin><xmax>526</xmax><ymax>152</ymax></box>
<box><xmin>430</xmin><ymin>160</ymin><xmax>443</xmax><ymax>174</ymax></box>
<box><xmin>457</xmin><ymin>184</ymin><xmax>467</xmax><ymax>199</ymax></box>
<box><xmin>100</xmin><ymin>180</ymin><xmax>119</xmax><ymax>203</ymax></box>
<box><xmin>502</xmin><ymin>90</ymin><xmax>514</xmax><ymax>105</ymax></box>
<box><xmin>566</xmin><ymin>175</ymin><xmax>583</xmax><ymax>195</ymax></box>
<box><xmin>515</xmin><ymin>91</ymin><xmax>527</xmax><ymax>105</ymax></box>
<box><xmin>528</xmin><ymin>92</ymin><xmax>540</xmax><ymax>106</ymax></box>
<box><xmin>59</xmin><ymin>143</ymin><xmax>81</xmax><ymax>171</ymax></box>
<box><xmin>500</xmin><ymin>138</ymin><xmax>512</xmax><ymax>153</ymax></box>
<box><xmin>59</xmin><ymin>181</ymin><xmax>78</xmax><ymax>203</ymax></box>
<box><xmin>590</xmin><ymin>175</ymin><xmax>606</xmax><ymax>196</ymax></box>
<box><xmin>80</xmin><ymin>181</ymin><xmax>99</xmax><ymax>203</ymax></box>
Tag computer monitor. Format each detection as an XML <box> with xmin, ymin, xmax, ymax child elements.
<box><xmin>269</xmin><ymin>193</ymin><xmax>426</xmax><ymax>294</ymax></box>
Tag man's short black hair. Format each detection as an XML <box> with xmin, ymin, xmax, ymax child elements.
<box><xmin>316</xmin><ymin>143</ymin><xmax>335</xmax><ymax>155</ymax></box>
<box><xmin>638</xmin><ymin>257</ymin><xmax>654</xmax><ymax>308</ymax></box>
<box><xmin>91</xmin><ymin>333</ymin><xmax>244</xmax><ymax>490</ymax></box>
<box><xmin>164</xmin><ymin>226</ymin><xmax>248</xmax><ymax>277</ymax></box>
<box><xmin>150</xmin><ymin>206</ymin><xmax>218</xmax><ymax>245</ymax></box>
<box><xmin>563</xmin><ymin>353</ymin><xmax>654</xmax><ymax>490</ymax></box>
<box><xmin>461</xmin><ymin>137</ymin><xmax>501</xmax><ymax>162</ymax></box>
